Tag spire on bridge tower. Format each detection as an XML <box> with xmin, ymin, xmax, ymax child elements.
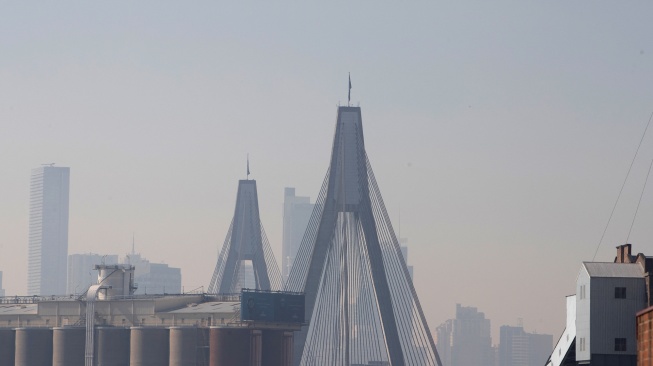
<box><xmin>208</xmin><ymin>179</ymin><xmax>281</xmax><ymax>294</ymax></box>
<box><xmin>286</xmin><ymin>105</ymin><xmax>442</xmax><ymax>366</ymax></box>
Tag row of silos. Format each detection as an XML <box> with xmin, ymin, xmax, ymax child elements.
<box><xmin>0</xmin><ymin>326</ymin><xmax>292</xmax><ymax>366</ymax></box>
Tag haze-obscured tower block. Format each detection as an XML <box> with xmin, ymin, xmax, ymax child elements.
<box><xmin>28</xmin><ymin>165</ymin><xmax>70</xmax><ymax>296</ymax></box>
<box><xmin>282</xmin><ymin>187</ymin><xmax>314</xmax><ymax>282</ymax></box>
<box><xmin>208</xmin><ymin>179</ymin><xmax>282</xmax><ymax>294</ymax></box>
<box><xmin>0</xmin><ymin>271</ymin><xmax>4</xmax><ymax>297</ymax></box>
<box><xmin>127</xmin><ymin>253</ymin><xmax>182</xmax><ymax>295</ymax></box>
<box><xmin>499</xmin><ymin>324</ymin><xmax>552</xmax><ymax>366</ymax></box>
<box><xmin>67</xmin><ymin>253</ymin><xmax>119</xmax><ymax>294</ymax></box>
<box><xmin>436</xmin><ymin>304</ymin><xmax>492</xmax><ymax>366</ymax></box>
<box><xmin>286</xmin><ymin>106</ymin><xmax>441</xmax><ymax>365</ymax></box>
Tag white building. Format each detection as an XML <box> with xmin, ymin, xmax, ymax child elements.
<box><xmin>548</xmin><ymin>244</ymin><xmax>649</xmax><ymax>366</ymax></box>
<box><xmin>28</xmin><ymin>165</ymin><xmax>70</xmax><ymax>295</ymax></box>
<box><xmin>67</xmin><ymin>253</ymin><xmax>119</xmax><ymax>294</ymax></box>
<box><xmin>575</xmin><ymin>262</ymin><xmax>645</xmax><ymax>364</ymax></box>
<box><xmin>281</xmin><ymin>187</ymin><xmax>314</xmax><ymax>282</ymax></box>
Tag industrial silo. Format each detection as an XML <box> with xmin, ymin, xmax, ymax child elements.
<box><xmin>0</xmin><ymin>328</ymin><xmax>15</xmax><ymax>366</ymax></box>
<box><xmin>169</xmin><ymin>326</ymin><xmax>210</xmax><ymax>366</ymax></box>
<box><xmin>130</xmin><ymin>326</ymin><xmax>169</xmax><ymax>366</ymax></box>
<box><xmin>95</xmin><ymin>326</ymin><xmax>130</xmax><ymax>366</ymax></box>
<box><xmin>262</xmin><ymin>330</ymin><xmax>293</xmax><ymax>366</ymax></box>
<box><xmin>14</xmin><ymin>327</ymin><xmax>53</xmax><ymax>366</ymax></box>
<box><xmin>209</xmin><ymin>327</ymin><xmax>260</xmax><ymax>366</ymax></box>
<box><xmin>52</xmin><ymin>326</ymin><xmax>85</xmax><ymax>366</ymax></box>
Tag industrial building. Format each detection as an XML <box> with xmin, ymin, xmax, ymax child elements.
<box><xmin>547</xmin><ymin>244</ymin><xmax>652</xmax><ymax>366</ymax></box>
<box><xmin>28</xmin><ymin>165</ymin><xmax>70</xmax><ymax>296</ymax></box>
<box><xmin>0</xmin><ymin>263</ymin><xmax>303</xmax><ymax>366</ymax></box>
<box><xmin>67</xmin><ymin>253</ymin><xmax>119</xmax><ymax>294</ymax></box>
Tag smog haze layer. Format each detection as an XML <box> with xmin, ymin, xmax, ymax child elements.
<box><xmin>2</xmin><ymin>1</ymin><xmax>653</xmax><ymax>341</ymax></box>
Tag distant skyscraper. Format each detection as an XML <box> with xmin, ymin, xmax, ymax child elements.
<box><xmin>28</xmin><ymin>165</ymin><xmax>70</xmax><ymax>295</ymax></box>
<box><xmin>499</xmin><ymin>324</ymin><xmax>552</xmax><ymax>366</ymax></box>
<box><xmin>399</xmin><ymin>238</ymin><xmax>414</xmax><ymax>280</ymax></box>
<box><xmin>67</xmin><ymin>253</ymin><xmax>119</xmax><ymax>294</ymax></box>
<box><xmin>126</xmin><ymin>253</ymin><xmax>182</xmax><ymax>294</ymax></box>
<box><xmin>0</xmin><ymin>271</ymin><xmax>4</xmax><ymax>297</ymax></box>
<box><xmin>436</xmin><ymin>304</ymin><xmax>493</xmax><ymax>366</ymax></box>
<box><xmin>281</xmin><ymin>187</ymin><xmax>314</xmax><ymax>282</ymax></box>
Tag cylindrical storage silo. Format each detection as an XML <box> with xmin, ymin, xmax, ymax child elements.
<box><xmin>53</xmin><ymin>326</ymin><xmax>85</xmax><ymax>366</ymax></box>
<box><xmin>0</xmin><ymin>328</ymin><xmax>15</xmax><ymax>366</ymax></box>
<box><xmin>14</xmin><ymin>327</ymin><xmax>53</xmax><ymax>366</ymax></box>
<box><xmin>170</xmin><ymin>326</ymin><xmax>209</xmax><ymax>366</ymax></box>
<box><xmin>130</xmin><ymin>327</ymin><xmax>169</xmax><ymax>366</ymax></box>
<box><xmin>95</xmin><ymin>326</ymin><xmax>130</xmax><ymax>366</ymax></box>
<box><xmin>209</xmin><ymin>327</ymin><xmax>253</xmax><ymax>366</ymax></box>
<box><xmin>262</xmin><ymin>330</ymin><xmax>293</xmax><ymax>366</ymax></box>
<box><xmin>198</xmin><ymin>327</ymin><xmax>209</xmax><ymax>366</ymax></box>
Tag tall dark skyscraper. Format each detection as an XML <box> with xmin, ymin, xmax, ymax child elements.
<box><xmin>28</xmin><ymin>165</ymin><xmax>70</xmax><ymax>296</ymax></box>
<box><xmin>282</xmin><ymin>187</ymin><xmax>314</xmax><ymax>282</ymax></box>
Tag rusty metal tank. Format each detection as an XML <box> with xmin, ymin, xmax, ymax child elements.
<box><xmin>209</xmin><ymin>327</ymin><xmax>261</xmax><ymax>366</ymax></box>
<box><xmin>169</xmin><ymin>326</ymin><xmax>209</xmax><ymax>366</ymax></box>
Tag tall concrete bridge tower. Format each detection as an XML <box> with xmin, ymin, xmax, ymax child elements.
<box><xmin>209</xmin><ymin>179</ymin><xmax>281</xmax><ymax>294</ymax></box>
<box><xmin>285</xmin><ymin>106</ymin><xmax>442</xmax><ymax>366</ymax></box>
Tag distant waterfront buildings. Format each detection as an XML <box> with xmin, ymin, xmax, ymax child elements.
<box><xmin>28</xmin><ymin>165</ymin><xmax>70</xmax><ymax>295</ymax></box>
<box><xmin>436</xmin><ymin>304</ymin><xmax>493</xmax><ymax>366</ymax></box>
<box><xmin>67</xmin><ymin>253</ymin><xmax>119</xmax><ymax>294</ymax></box>
<box><xmin>499</xmin><ymin>324</ymin><xmax>552</xmax><ymax>366</ymax></box>
<box><xmin>281</xmin><ymin>187</ymin><xmax>313</xmax><ymax>282</ymax></box>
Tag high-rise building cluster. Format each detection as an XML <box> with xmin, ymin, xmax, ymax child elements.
<box><xmin>436</xmin><ymin>304</ymin><xmax>552</xmax><ymax>366</ymax></box>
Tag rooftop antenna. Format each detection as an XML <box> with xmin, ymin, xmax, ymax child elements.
<box><xmin>247</xmin><ymin>154</ymin><xmax>250</xmax><ymax>180</ymax></box>
<box><xmin>348</xmin><ymin>73</ymin><xmax>352</xmax><ymax>107</ymax></box>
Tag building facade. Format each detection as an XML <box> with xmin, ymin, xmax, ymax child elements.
<box><xmin>547</xmin><ymin>244</ymin><xmax>652</xmax><ymax>366</ymax></box>
<box><xmin>67</xmin><ymin>253</ymin><xmax>119</xmax><ymax>294</ymax></box>
<box><xmin>281</xmin><ymin>187</ymin><xmax>313</xmax><ymax>282</ymax></box>
<box><xmin>499</xmin><ymin>325</ymin><xmax>552</xmax><ymax>366</ymax></box>
<box><xmin>0</xmin><ymin>271</ymin><xmax>4</xmax><ymax>297</ymax></box>
<box><xmin>436</xmin><ymin>304</ymin><xmax>493</xmax><ymax>366</ymax></box>
<box><xmin>127</xmin><ymin>253</ymin><xmax>182</xmax><ymax>295</ymax></box>
<box><xmin>28</xmin><ymin>165</ymin><xmax>70</xmax><ymax>296</ymax></box>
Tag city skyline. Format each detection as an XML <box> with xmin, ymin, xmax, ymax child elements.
<box><xmin>2</xmin><ymin>2</ymin><xmax>653</xmax><ymax>343</ymax></box>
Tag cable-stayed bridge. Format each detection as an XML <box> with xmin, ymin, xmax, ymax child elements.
<box><xmin>285</xmin><ymin>106</ymin><xmax>442</xmax><ymax>366</ymax></box>
<box><xmin>209</xmin><ymin>179</ymin><xmax>282</xmax><ymax>294</ymax></box>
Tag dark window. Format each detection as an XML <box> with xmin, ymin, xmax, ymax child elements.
<box><xmin>615</xmin><ymin>338</ymin><xmax>627</xmax><ymax>351</ymax></box>
<box><xmin>615</xmin><ymin>287</ymin><xmax>627</xmax><ymax>299</ymax></box>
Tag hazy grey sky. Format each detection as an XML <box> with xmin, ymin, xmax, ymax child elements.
<box><xmin>2</xmin><ymin>2</ymin><xmax>653</xmax><ymax>342</ymax></box>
